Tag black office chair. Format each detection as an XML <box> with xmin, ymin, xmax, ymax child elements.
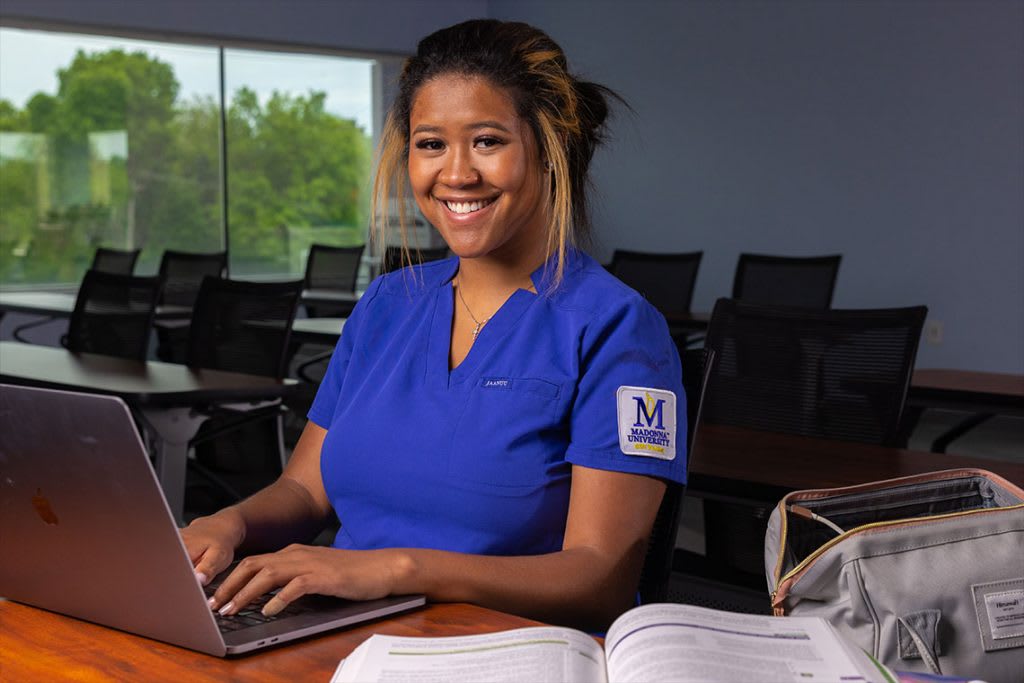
<box><xmin>63</xmin><ymin>269</ymin><xmax>163</xmax><ymax>361</ymax></box>
<box><xmin>609</xmin><ymin>250</ymin><xmax>703</xmax><ymax>316</ymax></box>
<box><xmin>302</xmin><ymin>243</ymin><xmax>365</xmax><ymax>318</ymax></box>
<box><xmin>702</xmin><ymin>298</ymin><xmax>927</xmax><ymax>445</ymax></box>
<box><xmin>637</xmin><ymin>347</ymin><xmax>715</xmax><ymax>604</ymax></box>
<box><xmin>609</xmin><ymin>250</ymin><xmax>704</xmax><ymax>349</ymax></box>
<box><xmin>695</xmin><ymin>298</ymin><xmax>927</xmax><ymax>595</ymax></box>
<box><xmin>732</xmin><ymin>253</ymin><xmax>842</xmax><ymax>309</ymax></box>
<box><xmin>183</xmin><ymin>276</ymin><xmax>303</xmax><ymax>513</ymax></box>
<box><xmin>90</xmin><ymin>247</ymin><xmax>141</xmax><ymax>275</ymax></box>
<box><xmin>158</xmin><ymin>249</ymin><xmax>228</xmax><ymax>307</ymax></box>
<box><xmin>381</xmin><ymin>245</ymin><xmax>450</xmax><ymax>275</ymax></box>
<box><xmin>154</xmin><ymin>249</ymin><xmax>228</xmax><ymax>363</ymax></box>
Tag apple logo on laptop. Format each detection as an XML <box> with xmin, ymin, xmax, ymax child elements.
<box><xmin>32</xmin><ymin>488</ymin><xmax>60</xmax><ymax>525</ymax></box>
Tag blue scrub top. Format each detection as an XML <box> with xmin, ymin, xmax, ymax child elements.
<box><xmin>308</xmin><ymin>248</ymin><xmax>686</xmax><ymax>557</ymax></box>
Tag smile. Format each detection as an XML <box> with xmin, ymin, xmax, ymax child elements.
<box><xmin>442</xmin><ymin>198</ymin><xmax>495</xmax><ymax>214</ymax></box>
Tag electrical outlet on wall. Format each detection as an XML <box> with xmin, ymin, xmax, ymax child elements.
<box><xmin>925</xmin><ymin>320</ymin><xmax>944</xmax><ymax>345</ymax></box>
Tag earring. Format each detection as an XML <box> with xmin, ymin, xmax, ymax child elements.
<box><xmin>544</xmin><ymin>160</ymin><xmax>553</xmax><ymax>172</ymax></box>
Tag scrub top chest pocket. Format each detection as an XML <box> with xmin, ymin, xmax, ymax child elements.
<box><xmin>447</xmin><ymin>376</ymin><xmax>567</xmax><ymax>492</ymax></box>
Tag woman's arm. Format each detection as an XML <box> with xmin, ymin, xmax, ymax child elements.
<box><xmin>413</xmin><ymin>466</ymin><xmax>667</xmax><ymax>627</ymax></box>
<box><xmin>209</xmin><ymin>465</ymin><xmax>665</xmax><ymax>631</ymax></box>
<box><xmin>182</xmin><ymin>421</ymin><xmax>335</xmax><ymax>584</ymax></box>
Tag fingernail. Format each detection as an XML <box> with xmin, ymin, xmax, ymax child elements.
<box><xmin>195</xmin><ymin>571</ymin><xmax>208</xmax><ymax>586</ymax></box>
<box><xmin>207</xmin><ymin>597</ymin><xmax>218</xmax><ymax>610</ymax></box>
<box><xmin>218</xmin><ymin>601</ymin><xmax>234</xmax><ymax>616</ymax></box>
<box><xmin>262</xmin><ymin>597</ymin><xmax>282</xmax><ymax>618</ymax></box>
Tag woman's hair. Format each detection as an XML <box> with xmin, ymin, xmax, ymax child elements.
<box><xmin>373</xmin><ymin>19</ymin><xmax>619</xmax><ymax>283</ymax></box>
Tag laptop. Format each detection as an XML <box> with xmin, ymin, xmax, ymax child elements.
<box><xmin>0</xmin><ymin>383</ymin><xmax>425</xmax><ymax>656</ymax></box>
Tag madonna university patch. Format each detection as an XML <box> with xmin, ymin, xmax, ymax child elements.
<box><xmin>616</xmin><ymin>386</ymin><xmax>677</xmax><ymax>460</ymax></box>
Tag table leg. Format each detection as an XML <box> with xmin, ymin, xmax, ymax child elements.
<box><xmin>12</xmin><ymin>316</ymin><xmax>59</xmax><ymax>343</ymax></box>
<box><xmin>138</xmin><ymin>408</ymin><xmax>208</xmax><ymax>524</ymax></box>
<box><xmin>931</xmin><ymin>412</ymin><xmax>996</xmax><ymax>453</ymax></box>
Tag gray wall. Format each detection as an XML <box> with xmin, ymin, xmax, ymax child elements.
<box><xmin>489</xmin><ymin>0</ymin><xmax>1024</xmax><ymax>374</ymax></box>
<box><xmin>3</xmin><ymin>0</ymin><xmax>1022</xmax><ymax>372</ymax></box>
<box><xmin>0</xmin><ymin>0</ymin><xmax>485</xmax><ymax>54</ymax></box>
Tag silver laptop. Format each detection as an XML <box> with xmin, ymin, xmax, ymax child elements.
<box><xmin>0</xmin><ymin>383</ymin><xmax>425</xmax><ymax>656</ymax></box>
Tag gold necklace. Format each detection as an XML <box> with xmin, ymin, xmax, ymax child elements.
<box><xmin>455</xmin><ymin>279</ymin><xmax>491</xmax><ymax>341</ymax></box>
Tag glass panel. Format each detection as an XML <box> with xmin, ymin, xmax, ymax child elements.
<box><xmin>223</xmin><ymin>48</ymin><xmax>375</xmax><ymax>278</ymax></box>
<box><xmin>0</xmin><ymin>27</ymin><xmax>221</xmax><ymax>285</ymax></box>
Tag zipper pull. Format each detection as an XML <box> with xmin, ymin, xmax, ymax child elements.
<box><xmin>770</xmin><ymin>589</ymin><xmax>785</xmax><ymax>616</ymax></box>
<box><xmin>788</xmin><ymin>504</ymin><xmax>846</xmax><ymax>536</ymax></box>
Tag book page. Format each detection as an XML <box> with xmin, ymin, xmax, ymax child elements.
<box><xmin>331</xmin><ymin>626</ymin><xmax>607</xmax><ymax>683</ymax></box>
<box><xmin>604</xmin><ymin>603</ymin><xmax>886</xmax><ymax>683</ymax></box>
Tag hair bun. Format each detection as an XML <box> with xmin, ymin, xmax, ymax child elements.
<box><xmin>574</xmin><ymin>80</ymin><xmax>611</xmax><ymax>134</ymax></box>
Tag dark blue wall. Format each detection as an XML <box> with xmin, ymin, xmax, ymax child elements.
<box><xmin>496</xmin><ymin>0</ymin><xmax>1023</xmax><ymax>373</ymax></box>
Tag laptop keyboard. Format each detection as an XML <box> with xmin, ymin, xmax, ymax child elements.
<box><xmin>204</xmin><ymin>576</ymin><xmax>314</xmax><ymax>633</ymax></box>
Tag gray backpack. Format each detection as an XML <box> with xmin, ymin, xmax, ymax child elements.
<box><xmin>765</xmin><ymin>469</ymin><xmax>1024</xmax><ymax>683</ymax></box>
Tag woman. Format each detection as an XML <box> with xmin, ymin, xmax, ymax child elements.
<box><xmin>184</xmin><ymin>19</ymin><xmax>686</xmax><ymax>631</ymax></box>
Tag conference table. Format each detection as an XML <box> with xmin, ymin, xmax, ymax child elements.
<box><xmin>687</xmin><ymin>423</ymin><xmax>1024</xmax><ymax>505</ymax></box>
<box><xmin>0</xmin><ymin>290</ymin><xmax>192</xmax><ymax>342</ymax></box>
<box><xmin>300</xmin><ymin>289</ymin><xmax>360</xmax><ymax>319</ymax></box>
<box><xmin>0</xmin><ymin>341</ymin><xmax>297</xmax><ymax>523</ymax></box>
<box><xmin>906</xmin><ymin>368</ymin><xmax>1024</xmax><ymax>452</ymax></box>
<box><xmin>0</xmin><ymin>290</ymin><xmax>192</xmax><ymax>319</ymax></box>
<box><xmin>663</xmin><ymin>310</ymin><xmax>710</xmax><ymax>330</ymax></box>
<box><xmin>0</xmin><ymin>600</ymin><xmax>542</xmax><ymax>682</ymax></box>
<box><xmin>290</xmin><ymin>317</ymin><xmax>347</xmax><ymax>346</ymax></box>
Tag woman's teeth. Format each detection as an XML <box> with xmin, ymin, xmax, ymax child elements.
<box><xmin>444</xmin><ymin>198</ymin><xmax>493</xmax><ymax>214</ymax></box>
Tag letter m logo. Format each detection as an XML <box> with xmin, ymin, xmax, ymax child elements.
<box><xmin>633</xmin><ymin>394</ymin><xmax>665</xmax><ymax>429</ymax></box>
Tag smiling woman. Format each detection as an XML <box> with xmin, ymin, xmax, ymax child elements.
<box><xmin>181</xmin><ymin>19</ymin><xmax>688</xmax><ymax>633</ymax></box>
<box><xmin>408</xmin><ymin>75</ymin><xmax>549</xmax><ymax>278</ymax></box>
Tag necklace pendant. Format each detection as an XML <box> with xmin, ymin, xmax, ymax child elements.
<box><xmin>472</xmin><ymin>322</ymin><xmax>483</xmax><ymax>340</ymax></box>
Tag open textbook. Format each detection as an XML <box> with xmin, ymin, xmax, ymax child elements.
<box><xmin>331</xmin><ymin>603</ymin><xmax>898</xmax><ymax>683</ymax></box>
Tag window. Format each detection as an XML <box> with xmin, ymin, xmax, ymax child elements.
<box><xmin>223</xmin><ymin>47</ymin><xmax>374</xmax><ymax>277</ymax></box>
<box><xmin>0</xmin><ymin>26</ymin><xmax>376</xmax><ymax>286</ymax></box>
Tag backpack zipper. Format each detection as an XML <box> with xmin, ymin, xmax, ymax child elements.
<box><xmin>771</xmin><ymin>503</ymin><xmax>1024</xmax><ymax>615</ymax></box>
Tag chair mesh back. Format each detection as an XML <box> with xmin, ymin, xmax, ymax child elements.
<box><xmin>732</xmin><ymin>253</ymin><xmax>841</xmax><ymax>309</ymax></box>
<box><xmin>637</xmin><ymin>348</ymin><xmax>715</xmax><ymax>603</ymax></box>
<box><xmin>186</xmin><ymin>277</ymin><xmax>302</xmax><ymax>378</ymax></box>
<box><xmin>702</xmin><ymin>298</ymin><xmax>927</xmax><ymax>446</ymax></box>
<box><xmin>609</xmin><ymin>250</ymin><xmax>703</xmax><ymax>315</ymax></box>
<box><xmin>158</xmin><ymin>250</ymin><xmax>227</xmax><ymax>307</ymax></box>
<box><xmin>90</xmin><ymin>247</ymin><xmax>140</xmax><ymax>275</ymax></box>
<box><xmin>66</xmin><ymin>269</ymin><xmax>162</xmax><ymax>360</ymax></box>
<box><xmin>382</xmin><ymin>245</ymin><xmax>450</xmax><ymax>274</ymax></box>
<box><xmin>305</xmin><ymin>244</ymin><xmax>365</xmax><ymax>292</ymax></box>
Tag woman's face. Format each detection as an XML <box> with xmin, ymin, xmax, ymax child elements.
<box><xmin>408</xmin><ymin>74</ymin><xmax>549</xmax><ymax>267</ymax></box>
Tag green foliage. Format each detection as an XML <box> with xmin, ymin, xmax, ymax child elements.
<box><xmin>0</xmin><ymin>45</ymin><xmax>372</xmax><ymax>284</ymax></box>
<box><xmin>0</xmin><ymin>99</ymin><xmax>29</xmax><ymax>130</ymax></box>
<box><xmin>226</xmin><ymin>87</ymin><xmax>372</xmax><ymax>272</ymax></box>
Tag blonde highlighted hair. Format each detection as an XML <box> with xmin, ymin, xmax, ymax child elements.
<box><xmin>372</xmin><ymin>19</ymin><xmax>619</xmax><ymax>286</ymax></box>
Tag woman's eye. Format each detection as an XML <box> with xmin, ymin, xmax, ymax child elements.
<box><xmin>415</xmin><ymin>139</ymin><xmax>444</xmax><ymax>151</ymax></box>
<box><xmin>475</xmin><ymin>136</ymin><xmax>503</xmax><ymax>149</ymax></box>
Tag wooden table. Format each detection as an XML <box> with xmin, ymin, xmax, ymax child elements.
<box><xmin>910</xmin><ymin>368</ymin><xmax>1024</xmax><ymax>415</ymax></box>
<box><xmin>907</xmin><ymin>368</ymin><xmax>1024</xmax><ymax>452</ymax></box>
<box><xmin>680</xmin><ymin>424</ymin><xmax>1024</xmax><ymax>585</ymax></box>
<box><xmin>0</xmin><ymin>341</ymin><xmax>297</xmax><ymax>522</ymax></box>
<box><xmin>0</xmin><ymin>600</ymin><xmax>541</xmax><ymax>682</ymax></box>
<box><xmin>688</xmin><ymin>423</ymin><xmax>1024</xmax><ymax>503</ymax></box>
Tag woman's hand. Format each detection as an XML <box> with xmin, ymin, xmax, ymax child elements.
<box><xmin>208</xmin><ymin>545</ymin><xmax>414</xmax><ymax>617</ymax></box>
<box><xmin>181</xmin><ymin>508</ymin><xmax>246</xmax><ymax>587</ymax></box>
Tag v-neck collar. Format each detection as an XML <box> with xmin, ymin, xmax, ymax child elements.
<box><xmin>426</xmin><ymin>249</ymin><xmax>583</xmax><ymax>387</ymax></box>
